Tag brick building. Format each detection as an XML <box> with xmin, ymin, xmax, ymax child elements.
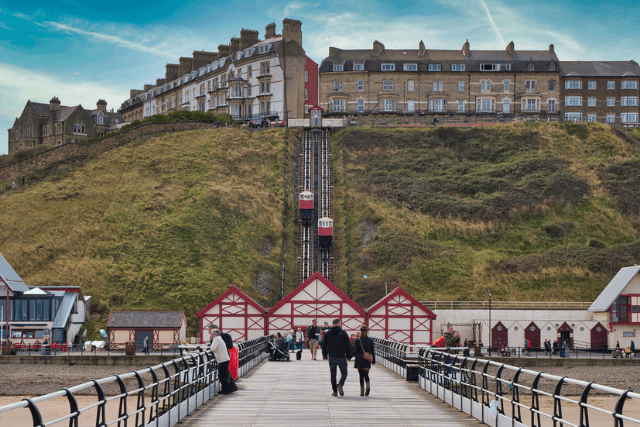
<box><xmin>119</xmin><ymin>19</ymin><xmax>308</xmax><ymax>124</ymax></box>
<box><xmin>559</xmin><ymin>61</ymin><xmax>640</xmax><ymax>124</ymax></box>
<box><xmin>7</xmin><ymin>97</ymin><xmax>122</xmax><ymax>153</ymax></box>
<box><xmin>318</xmin><ymin>40</ymin><xmax>560</xmax><ymax>118</ymax></box>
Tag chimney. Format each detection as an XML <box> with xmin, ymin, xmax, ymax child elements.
<box><xmin>373</xmin><ymin>40</ymin><xmax>385</xmax><ymax>56</ymax></box>
<box><xmin>418</xmin><ymin>40</ymin><xmax>426</xmax><ymax>57</ymax></box>
<box><xmin>230</xmin><ymin>37</ymin><xmax>241</xmax><ymax>55</ymax></box>
<box><xmin>165</xmin><ymin>64</ymin><xmax>180</xmax><ymax>82</ymax></box>
<box><xmin>179</xmin><ymin>57</ymin><xmax>194</xmax><ymax>75</ymax></box>
<box><xmin>462</xmin><ymin>39</ymin><xmax>470</xmax><ymax>56</ymax></box>
<box><xmin>240</xmin><ymin>29</ymin><xmax>259</xmax><ymax>48</ymax></box>
<box><xmin>282</xmin><ymin>18</ymin><xmax>302</xmax><ymax>44</ymax></box>
<box><xmin>130</xmin><ymin>89</ymin><xmax>143</xmax><ymax>98</ymax></box>
<box><xmin>549</xmin><ymin>44</ymin><xmax>555</xmax><ymax>54</ymax></box>
<box><xmin>218</xmin><ymin>44</ymin><xmax>231</xmax><ymax>57</ymax></box>
<box><xmin>506</xmin><ymin>41</ymin><xmax>515</xmax><ymax>55</ymax></box>
<box><xmin>265</xmin><ymin>23</ymin><xmax>276</xmax><ymax>39</ymax></box>
<box><xmin>96</xmin><ymin>99</ymin><xmax>107</xmax><ymax>112</ymax></box>
<box><xmin>193</xmin><ymin>51</ymin><xmax>219</xmax><ymax>68</ymax></box>
<box><xmin>49</xmin><ymin>96</ymin><xmax>61</xmax><ymax>111</ymax></box>
<box><xmin>156</xmin><ymin>78</ymin><xmax>166</xmax><ymax>86</ymax></box>
<box><xmin>143</xmin><ymin>84</ymin><xmax>154</xmax><ymax>91</ymax></box>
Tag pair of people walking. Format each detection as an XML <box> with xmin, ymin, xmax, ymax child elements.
<box><xmin>320</xmin><ymin>318</ymin><xmax>375</xmax><ymax>397</ymax></box>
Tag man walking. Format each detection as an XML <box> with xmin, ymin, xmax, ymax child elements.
<box><xmin>321</xmin><ymin>318</ymin><xmax>352</xmax><ymax>396</ymax></box>
<box><xmin>321</xmin><ymin>321</ymin><xmax>331</xmax><ymax>360</ymax></box>
<box><xmin>307</xmin><ymin>319</ymin><xmax>321</xmax><ymax>360</ymax></box>
<box><xmin>210</xmin><ymin>328</ymin><xmax>237</xmax><ymax>394</ymax></box>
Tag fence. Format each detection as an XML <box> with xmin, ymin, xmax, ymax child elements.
<box><xmin>0</xmin><ymin>336</ymin><xmax>270</xmax><ymax>427</ymax></box>
<box><xmin>373</xmin><ymin>338</ymin><xmax>408</xmax><ymax>377</ymax></box>
<box><xmin>420</xmin><ymin>301</ymin><xmax>592</xmax><ymax>310</ymax></box>
<box><xmin>417</xmin><ymin>347</ymin><xmax>640</xmax><ymax>427</ymax></box>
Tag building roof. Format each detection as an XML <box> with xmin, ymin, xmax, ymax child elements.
<box><xmin>367</xmin><ymin>286</ymin><xmax>437</xmax><ymax>319</ymax></box>
<box><xmin>588</xmin><ymin>265</ymin><xmax>640</xmax><ymax>312</ymax></box>
<box><xmin>107</xmin><ymin>311</ymin><xmax>185</xmax><ymax>328</ymax></box>
<box><xmin>31</xmin><ymin>102</ymin><xmax>51</xmax><ymax>116</ymax></box>
<box><xmin>52</xmin><ymin>292</ymin><xmax>77</xmax><ymax>329</ymax></box>
<box><xmin>560</xmin><ymin>61</ymin><xmax>640</xmax><ymax>77</ymax></box>
<box><xmin>196</xmin><ymin>285</ymin><xmax>266</xmax><ymax>318</ymax></box>
<box><xmin>0</xmin><ymin>253</ymin><xmax>29</xmax><ymax>294</ymax></box>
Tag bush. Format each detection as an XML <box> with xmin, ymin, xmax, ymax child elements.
<box><xmin>589</xmin><ymin>239</ymin><xmax>606</xmax><ymax>248</ymax></box>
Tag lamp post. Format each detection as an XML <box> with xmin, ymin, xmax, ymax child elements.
<box><xmin>488</xmin><ymin>289</ymin><xmax>492</xmax><ymax>356</ymax></box>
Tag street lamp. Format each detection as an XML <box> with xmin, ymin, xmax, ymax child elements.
<box><xmin>488</xmin><ymin>289</ymin><xmax>492</xmax><ymax>356</ymax></box>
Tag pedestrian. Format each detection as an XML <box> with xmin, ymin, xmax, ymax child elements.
<box><xmin>524</xmin><ymin>338</ymin><xmax>530</xmax><ymax>356</ymax></box>
<box><xmin>286</xmin><ymin>329</ymin><xmax>294</xmax><ymax>352</ymax></box>
<box><xmin>353</xmin><ymin>324</ymin><xmax>375</xmax><ymax>396</ymax></box>
<box><xmin>143</xmin><ymin>337</ymin><xmax>150</xmax><ymax>355</ymax></box>
<box><xmin>306</xmin><ymin>319</ymin><xmax>321</xmax><ymax>360</ymax></box>
<box><xmin>631</xmin><ymin>340</ymin><xmax>636</xmax><ymax>357</ymax></box>
<box><xmin>321</xmin><ymin>321</ymin><xmax>330</xmax><ymax>359</ymax></box>
<box><xmin>321</xmin><ymin>318</ymin><xmax>352</xmax><ymax>396</ymax></box>
<box><xmin>210</xmin><ymin>329</ymin><xmax>237</xmax><ymax>394</ymax></box>
<box><xmin>295</xmin><ymin>327</ymin><xmax>305</xmax><ymax>350</ymax></box>
<box><xmin>444</xmin><ymin>323</ymin><xmax>461</xmax><ymax>347</ymax></box>
<box><xmin>544</xmin><ymin>339</ymin><xmax>551</xmax><ymax>356</ymax></box>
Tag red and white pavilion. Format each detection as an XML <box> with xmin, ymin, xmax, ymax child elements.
<box><xmin>367</xmin><ymin>286</ymin><xmax>436</xmax><ymax>345</ymax></box>
<box><xmin>196</xmin><ymin>285</ymin><xmax>267</xmax><ymax>344</ymax></box>
<box><xmin>267</xmin><ymin>272</ymin><xmax>367</xmax><ymax>336</ymax></box>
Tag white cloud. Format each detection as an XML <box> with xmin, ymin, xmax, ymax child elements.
<box><xmin>0</xmin><ymin>63</ymin><xmax>130</xmax><ymax>155</ymax></box>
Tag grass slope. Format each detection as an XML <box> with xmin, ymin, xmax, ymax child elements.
<box><xmin>331</xmin><ymin>123</ymin><xmax>640</xmax><ymax>306</ymax></box>
<box><xmin>0</xmin><ymin>128</ymin><xmax>297</xmax><ymax>335</ymax></box>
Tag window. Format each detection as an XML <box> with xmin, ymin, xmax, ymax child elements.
<box><xmin>548</xmin><ymin>99</ymin><xmax>556</xmax><ymax>113</ymax></box>
<box><xmin>528</xmin><ymin>63</ymin><xmax>535</xmax><ymax>71</ymax></box>
<box><xmin>481</xmin><ymin>80</ymin><xmax>491</xmax><ymax>92</ymax></box>
<box><xmin>381</xmin><ymin>98</ymin><xmax>396</xmax><ymax>112</ymax></box>
<box><xmin>304</xmin><ymin>88</ymin><xmax>308</xmax><ymax>100</ymax></box>
<box><xmin>407</xmin><ymin>100</ymin><xmax>415</xmax><ymax>112</ymax></box>
<box><xmin>549</xmin><ymin>80</ymin><xmax>556</xmax><ymax>91</ymax></box>
<box><xmin>503</xmin><ymin>80</ymin><xmax>510</xmax><ymax>92</ymax></box>
<box><xmin>565</xmin><ymin>112</ymin><xmax>582</xmax><ymax>122</ymax></box>
<box><xmin>403</xmin><ymin>64</ymin><xmax>417</xmax><ymax>71</ymax></box>
<box><xmin>433</xmin><ymin>81</ymin><xmax>443</xmax><ymax>91</ymax></box>
<box><xmin>333</xmin><ymin>99</ymin><xmax>346</xmax><ymax>111</ymax></box>
<box><xmin>357</xmin><ymin>99</ymin><xmax>364</xmax><ymax>112</ymax></box>
<box><xmin>451</xmin><ymin>64</ymin><xmax>465</xmax><ymax>71</ymax></box>
<box><xmin>624</xmin><ymin>331</ymin><xmax>637</xmax><ymax>337</ymax></box>
<box><xmin>43</xmin><ymin>126</ymin><xmax>47</xmax><ymax>136</ymax></box>
<box><xmin>622</xmin><ymin>97</ymin><xmax>638</xmax><ymax>106</ymax></box>
<box><xmin>430</xmin><ymin>99</ymin><xmax>445</xmax><ymax>112</ymax></box>
<box><xmin>428</xmin><ymin>64</ymin><xmax>441</xmax><ymax>72</ymax></box>
<box><xmin>381</xmin><ymin>63</ymin><xmax>395</xmax><ymax>71</ymax></box>
<box><xmin>607</xmin><ymin>97</ymin><xmax>615</xmax><ymax>107</ymax></box>
<box><xmin>607</xmin><ymin>114</ymin><xmax>615</xmax><ymax>123</ymax></box>
<box><xmin>476</xmin><ymin>98</ymin><xmax>494</xmax><ymax>112</ymax></box>
<box><xmin>333</xmin><ymin>81</ymin><xmax>343</xmax><ymax>91</ymax></box>
<box><xmin>588</xmin><ymin>114</ymin><xmax>597</xmax><ymax>122</ymax></box>
<box><xmin>588</xmin><ymin>97</ymin><xmax>596</xmax><ymax>107</ymax></box>
<box><xmin>503</xmin><ymin>99</ymin><xmax>510</xmax><ymax>113</ymax></box>
<box><xmin>480</xmin><ymin>64</ymin><xmax>497</xmax><ymax>71</ymax></box>
<box><xmin>549</xmin><ymin>63</ymin><xmax>556</xmax><ymax>71</ymax></box>
<box><xmin>622</xmin><ymin>113</ymin><xmax>638</xmax><ymax>123</ymax></box>
<box><xmin>522</xmin><ymin>99</ymin><xmax>539</xmax><ymax>112</ymax></box>
<box><xmin>525</xmin><ymin>80</ymin><xmax>536</xmax><ymax>92</ymax></box>
<box><xmin>305</xmin><ymin>71</ymin><xmax>308</xmax><ymax>82</ymax></box>
<box><xmin>458</xmin><ymin>100</ymin><xmax>465</xmax><ymax>112</ymax></box>
<box><xmin>612</xmin><ymin>296</ymin><xmax>629</xmax><ymax>322</ymax></box>
<box><xmin>458</xmin><ymin>81</ymin><xmax>464</xmax><ymax>91</ymax></box>
<box><xmin>588</xmin><ymin>81</ymin><xmax>596</xmax><ymax>90</ymax></box>
<box><xmin>332</xmin><ymin>63</ymin><xmax>343</xmax><ymax>71</ymax></box>
<box><xmin>565</xmin><ymin>96</ymin><xmax>582</xmax><ymax>106</ymax></box>
<box><xmin>607</xmin><ymin>81</ymin><xmax>615</xmax><ymax>90</ymax></box>
<box><xmin>565</xmin><ymin>80</ymin><xmax>582</xmax><ymax>89</ymax></box>
<box><xmin>408</xmin><ymin>81</ymin><xmax>414</xmax><ymax>91</ymax></box>
<box><xmin>57</xmin><ymin>124</ymin><xmax>61</xmax><ymax>134</ymax></box>
<box><xmin>622</xmin><ymin>80</ymin><xmax>638</xmax><ymax>89</ymax></box>
<box><xmin>248</xmin><ymin>65</ymin><xmax>252</xmax><ymax>78</ymax></box>
<box><xmin>358</xmin><ymin>80</ymin><xmax>364</xmax><ymax>91</ymax></box>
<box><xmin>353</xmin><ymin>63</ymin><xmax>364</xmax><ymax>71</ymax></box>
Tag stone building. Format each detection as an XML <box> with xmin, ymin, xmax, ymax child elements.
<box><xmin>7</xmin><ymin>97</ymin><xmax>122</xmax><ymax>153</ymax></box>
<box><xmin>120</xmin><ymin>19</ymin><xmax>308</xmax><ymax>124</ymax></box>
<box><xmin>559</xmin><ymin>61</ymin><xmax>640</xmax><ymax>124</ymax></box>
<box><xmin>318</xmin><ymin>39</ymin><xmax>560</xmax><ymax>118</ymax></box>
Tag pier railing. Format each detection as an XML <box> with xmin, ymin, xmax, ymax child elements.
<box><xmin>0</xmin><ymin>336</ymin><xmax>270</xmax><ymax>427</ymax></box>
<box><xmin>417</xmin><ymin>347</ymin><xmax>640</xmax><ymax>426</ymax></box>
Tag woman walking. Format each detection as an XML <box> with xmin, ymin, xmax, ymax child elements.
<box><xmin>353</xmin><ymin>325</ymin><xmax>375</xmax><ymax>396</ymax></box>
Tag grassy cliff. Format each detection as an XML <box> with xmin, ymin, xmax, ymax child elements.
<box><xmin>0</xmin><ymin>128</ymin><xmax>298</xmax><ymax>333</ymax></box>
<box><xmin>330</xmin><ymin>123</ymin><xmax>640</xmax><ymax>306</ymax></box>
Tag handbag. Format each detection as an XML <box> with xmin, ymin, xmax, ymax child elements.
<box><xmin>360</xmin><ymin>338</ymin><xmax>373</xmax><ymax>362</ymax></box>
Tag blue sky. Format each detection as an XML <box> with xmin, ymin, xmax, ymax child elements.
<box><xmin>1</xmin><ymin>0</ymin><xmax>639</xmax><ymax>154</ymax></box>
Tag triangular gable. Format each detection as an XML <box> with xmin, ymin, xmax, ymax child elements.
<box><xmin>588</xmin><ymin>266</ymin><xmax>640</xmax><ymax>312</ymax></box>
<box><xmin>269</xmin><ymin>272</ymin><xmax>366</xmax><ymax>316</ymax></box>
<box><xmin>367</xmin><ymin>286</ymin><xmax>436</xmax><ymax>319</ymax></box>
<box><xmin>196</xmin><ymin>285</ymin><xmax>266</xmax><ymax>318</ymax></box>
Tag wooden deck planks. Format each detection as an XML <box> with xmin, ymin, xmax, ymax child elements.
<box><xmin>183</xmin><ymin>352</ymin><xmax>481</xmax><ymax>426</ymax></box>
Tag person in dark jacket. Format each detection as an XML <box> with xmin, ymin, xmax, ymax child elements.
<box><xmin>307</xmin><ymin>319</ymin><xmax>321</xmax><ymax>360</ymax></box>
<box><xmin>353</xmin><ymin>324</ymin><xmax>375</xmax><ymax>396</ymax></box>
<box><xmin>321</xmin><ymin>318</ymin><xmax>352</xmax><ymax>396</ymax></box>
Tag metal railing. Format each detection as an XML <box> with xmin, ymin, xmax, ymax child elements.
<box><xmin>373</xmin><ymin>338</ymin><xmax>408</xmax><ymax>377</ymax></box>
<box><xmin>420</xmin><ymin>301</ymin><xmax>592</xmax><ymax>310</ymax></box>
<box><xmin>418</xmin><ymin>347</ymin><xmax>640</xmax><ymax>426</ymax></box>
<box><xmin>0</xmin><ymin>336</ymin><xmax>270</xmax><ymax>427</ymax></box>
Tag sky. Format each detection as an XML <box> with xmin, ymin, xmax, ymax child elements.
<box><xmin>1</xmin><ymin>0</ymin><xmax>640</xmax><ymax>154</ymax></box>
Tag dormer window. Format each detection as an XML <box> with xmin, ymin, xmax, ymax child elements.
<box><xmin>403</xmin><ymin>64</ymin><xmax>417</xmax><ymax>71</ymax></box>
<box><xmin>353</xmin><ymin>63</ymin><xmax>364</xmax><ymax>71</ymax></box>
<box><xmin>333</xmin><ymin>64</ymin><xmax>344</xmax><ymax>72</ymax></box>
<box><xmin>549</xmin><ymin>62</ymin><xmax>556</xmax><ymax>71</ymax></box>
<box><xmin>381</xmin><ymin>63</ymin><xmax>395</xmax><ymax>71</ymax></box>
<box><xmin>428</xmin><ymin>64</ymin><xmax>441</xmax><ymax>72</ymax></box>
<box><xmin>451</xmin><ymin>64</ymin><xmax>465</xmax><ymax>71</ymax></box>
<box><xmin>528</xmin><ymin>63</ymin><xmax>535</xmax><ymax>71</ymax></box>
